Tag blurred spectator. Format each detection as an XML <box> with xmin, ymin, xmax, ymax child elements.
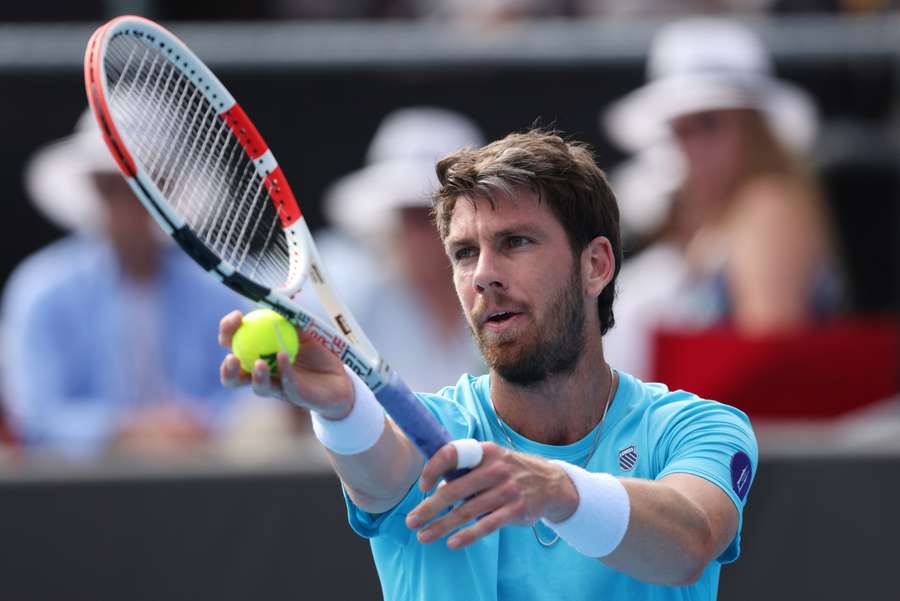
<box><xmin>601</xmin><ymin>18</ymin><xmax>843</xmax><ymax>380</ymax></box>
<box><xmin>0</xmin><ymin>111</ymin><xmax>252</xmax><ymax>459</ymax></box>
<box><xmin>266</xmin><ymin>0</ymin><xmax>403</xmax><ymax>19</ymax></box>
<box><xmin>304</xmin><ymin>107</ymin><xmax>486</xmax><ymax>392</ymax></box>
<box><xmin>771</xmin><ymin>0</ymin><xmax>895</xmax><ymax>14</ymax></box>
<box><xmin>414</xmin><ymin>0</ymin><xmax>774</xmax><ymax>21</ymax></box>
<box><xmin>575</xmin><ymin>0</ymin><xmax>774</xmax><ymax>17</ymax></box>
<box><xmin>413</xmin><ymin>0</ymin><xmax>564</xmax><ymax>22</ymax></box>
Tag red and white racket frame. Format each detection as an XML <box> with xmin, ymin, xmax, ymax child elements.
<box><xmin>84</xmin><ymin>15</ymin><xmax>466</xmax><ymax>464</ymax></box>
<box><xmin>84</xmin><ymin>15</ymin><xmax>383</xmax><ymax>389</ymax></box>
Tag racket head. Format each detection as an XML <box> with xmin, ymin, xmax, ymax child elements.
<box><xmin>82</xmin><ymin>17</ymin><xmax>465</xmax><ymax>463</ymax></box>
<box><xmin>84</xmin><ymin>15</ymin><xmax>308</xmax><ymax>297</ymax></box>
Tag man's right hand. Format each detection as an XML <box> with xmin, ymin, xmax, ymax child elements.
<box><xmin>220</xmin><ymin>309</ymin><xmax>423</xmax><ymax>514</ymax></box>
<box><xmin>218</xmin><ymin>310</ymin><xmax>354</xmax><ymax>420</ymax></box>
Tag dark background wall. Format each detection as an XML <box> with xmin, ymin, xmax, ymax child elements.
<box><xmin>0</xmin><ymin>456</ymin><xmax>898</xmax><ymax>601</ymax></box>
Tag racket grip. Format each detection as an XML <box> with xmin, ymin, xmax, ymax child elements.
<box><xmin>375</xmin><ymin>373</ymin><xmax>468</xmax><ymax>481</ymax></box>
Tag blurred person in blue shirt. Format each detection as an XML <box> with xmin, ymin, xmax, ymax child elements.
<box><xmin>0</xmin><ymin>111</ymin><xmax>250</xmax><ymax>458</ymax></box>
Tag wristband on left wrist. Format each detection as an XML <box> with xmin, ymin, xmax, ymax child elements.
<box><xmin>541</xmin><ymin>460</ymin><xmax>631</xmax><ymax>558</ymax></box>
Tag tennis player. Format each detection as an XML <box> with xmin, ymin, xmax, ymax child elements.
<box><xmin>219</xmin><ymin>129</ymin><xmax>757</xmax><ymax>600</ymax></box>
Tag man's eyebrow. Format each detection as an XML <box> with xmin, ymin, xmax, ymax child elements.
<box><xmin>445</xmin><ymin>223</ymin><xmax>545</xmax><ymax>249</ymax></box>
<box><xmin>492</xmin><ymin>223</ymin><xmax>544</xmax><ymax>240</ymax></box>
<box><xmin>444</xmin><ymin>235</ymin><xmax>474</xmax><ymax>254</ymax></box>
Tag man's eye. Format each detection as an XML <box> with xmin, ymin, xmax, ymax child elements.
<box><xmin>507</xmin><ymin>236</ymin><xmax>530</xmax><ymax>248</ymax></box>
<box><xmin>454</xmin><ymin>247</ymin><xmax>477</xmax><ymax>261</ymax></box>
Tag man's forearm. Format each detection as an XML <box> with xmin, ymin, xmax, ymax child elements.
<box><xmin>599</xmin><ymin>477</ymin><xmax>729</xmax><ymax>586</ymax></box>
<box><xmin>327</xmin><ymin>418</ymin><xmax>424</xmax><ymax>514</ymax></box>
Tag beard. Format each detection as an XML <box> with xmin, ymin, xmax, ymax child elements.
<box><xmin>469</xmin><ymin>267</ymin><xmax>586</xmax><ymax>387</ymax></box>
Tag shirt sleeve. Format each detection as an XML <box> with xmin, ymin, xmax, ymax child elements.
<box><xmin>344</xmin><ymin>390</ymin><xmax>479</xmax><ymax>543</ymax></box>
<box><xmin>651</xmin><ymin>394</ymin><xmax>758</xmax><ymax>564</ymax></box>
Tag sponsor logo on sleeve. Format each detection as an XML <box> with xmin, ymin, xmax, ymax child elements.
<box><xmin>730</xmin><ymin>451</ymin><xmax>752</xmax><ymax>501</ymax></box>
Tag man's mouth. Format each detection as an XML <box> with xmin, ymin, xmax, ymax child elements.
<box><xmin>481</xmin><ymin>310</ymin><xmax>522</xmax><ymax>331</ymax></box>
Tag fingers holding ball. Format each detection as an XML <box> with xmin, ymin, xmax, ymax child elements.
<box><xmin>231</xmin><ymin>309</ymin><xmax>300</xmax><ymax>375</ymax></box>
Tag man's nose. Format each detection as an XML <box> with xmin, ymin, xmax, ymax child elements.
<box><xmin>472</xmin><ymin>248</ymin><xmax>505</xmax><ymax>293</ymax></box>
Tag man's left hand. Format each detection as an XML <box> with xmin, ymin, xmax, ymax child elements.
<box><xmin>404</xmin><ymin>441</ymin><xmax>578</xmax><ymax>549</ymax></box>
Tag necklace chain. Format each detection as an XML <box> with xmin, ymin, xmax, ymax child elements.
<box><xmin>493</xmin><ymin>365</ymin><xmax>617</xmax><ymax>547</ymax></box>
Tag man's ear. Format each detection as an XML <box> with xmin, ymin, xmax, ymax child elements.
<box><xmin>582</xmin><ymin>236</ymin><xmax>615</xmax><ymax>298</ymax></box>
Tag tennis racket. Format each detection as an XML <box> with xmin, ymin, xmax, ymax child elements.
<box><xmin>84</xmin><ymin>15</ymin><xmax>458</xmax><ymax>465</ymax></box>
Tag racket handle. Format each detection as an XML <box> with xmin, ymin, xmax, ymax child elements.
<box><xmin>375</xmin><ymin>373</ymin><xmax>468</xmax><ymax>481</ymax></box>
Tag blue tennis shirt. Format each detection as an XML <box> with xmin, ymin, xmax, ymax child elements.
<box><xmin>345</xmin><ymin>370</ymin><xmax>758</xmax><ymax>601</ymax></box>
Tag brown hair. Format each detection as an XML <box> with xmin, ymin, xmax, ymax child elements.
<box><xmin>737</xmin><ymin>110</ymin><xmax>813</xmax><ymax>187</ymax></box>
<box><xmin>432</xmin><ymin>129</ymin><xmax>622</xmax><ymax>335</ymax></box>
<box><xmin>641</xmin><ymin>109</ymin><xmax>821</xmax><ymax>252</ymax></box>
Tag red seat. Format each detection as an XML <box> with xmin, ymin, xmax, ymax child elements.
<box><xmin>651</xmin><ymin>316</ymin><xmax>899</xmax><ymax>419</ymax></box>
<box><xmin>0</xmin><ymin>404</ymin><xmax>17</xmax><ymax>447</ymax></box>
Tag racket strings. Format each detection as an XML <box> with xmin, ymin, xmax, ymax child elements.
<box><xmin>108</xmin><ymin>45</ymin><xmax>220</xmax><ymax>223</ymax></box>
<box><xmin>105</xmin><ymin>36</ymin><xmax>280</xmax><ymax>273</ymax></box>
<box><xmin>103</xmin><ymin>33</ymin><xmax>292</xmax><ymax>288</ymax></box>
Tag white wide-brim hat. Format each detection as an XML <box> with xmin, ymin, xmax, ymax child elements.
<box><xmin>325</xmin><ymin>106</ymin><xmax>484</xmax><ymax>241</ymax></box>
<box><xmin>604</xmin><ymin>18</ymin><xmax>818</xmax><ymax>153</ymax></box>
<box><xmin>324</xmin><ymin>158</ymin><xmax>440</xmax><ymax>242</ymax></box>
<box><xmin>364</xmin><ymin>106</ymin><xmax>485</xmax><ymax>165</ymax></box>
<box><xmin>25</xmin><ymin>109</ymin><xmax>118</xmax><ymax>233</ymax></box>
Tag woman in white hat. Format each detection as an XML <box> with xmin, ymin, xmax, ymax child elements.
<box><xmin>602</xmin><ymin>18</ymin><xmax>842</xmax><ymax>380</ymax></box>
<box><xmin>1</xmin><ymin>111</ymin><xmax>251</xmax><ymax>457</ymax></box>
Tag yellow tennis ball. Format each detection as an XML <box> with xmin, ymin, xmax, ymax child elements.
<box><xmin>232</xmin><ymin>309</ymin><xmax>299</xmax><ymax>374</ymax></box>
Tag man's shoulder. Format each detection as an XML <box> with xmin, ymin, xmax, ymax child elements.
<box><xmin>421</xmin><ymin>372</ymin><xmax>489</xmax><ymax>410</ymax></box>
<box><xmin>414</xmin><ymin>373</ymin><xmax>490</xmax><ymax>437</ymax></box>
<box><xmin>434</xmin><ymin>372</ymin><xmax>487</xmax><ymax>394</ymax></box>
<box><xmin>618</xmin><ymin>371</ymin><xmax>753</xmax><ymax>433</ymax></box>
<box><xmin>614</xmin><ymin>371</ymin><xmax>758</xmax><ymax>480</ymax></box>
<box><xmin>618</xmin><ymin>370</ymin><xmax>687</xmax><ymax>411</ymax></box>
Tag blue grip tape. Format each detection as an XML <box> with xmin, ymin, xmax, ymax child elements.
<box><xmin>374</xmin><ymin>373</ymin><xmax>468</xmax><ymax>480</ymax></box>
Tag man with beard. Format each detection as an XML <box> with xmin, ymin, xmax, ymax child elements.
<box><xmin>218</xmin><ymin>129</ymin><xmax>757</xmax><ymax>600</ymax></box>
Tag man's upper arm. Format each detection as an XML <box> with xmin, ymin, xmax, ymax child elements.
<box><xmin>652</xmin><ymin>396</ymin><xmax>758</xmax><ymax>562</ymax></box>
<box><xmin>661</xmin><ymin>472</ymin><xmax>739</xmax><ymax>560</ymax></box>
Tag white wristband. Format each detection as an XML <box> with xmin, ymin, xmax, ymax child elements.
<box><xmin>310</xmin><ymin>365</ymin><xmax>386</xmax><ymax>455</ymax></box>
<box><xmin>541</xmin><ymin>460</ymin><xmax>631</xmax><ymax>558</ymax></box>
